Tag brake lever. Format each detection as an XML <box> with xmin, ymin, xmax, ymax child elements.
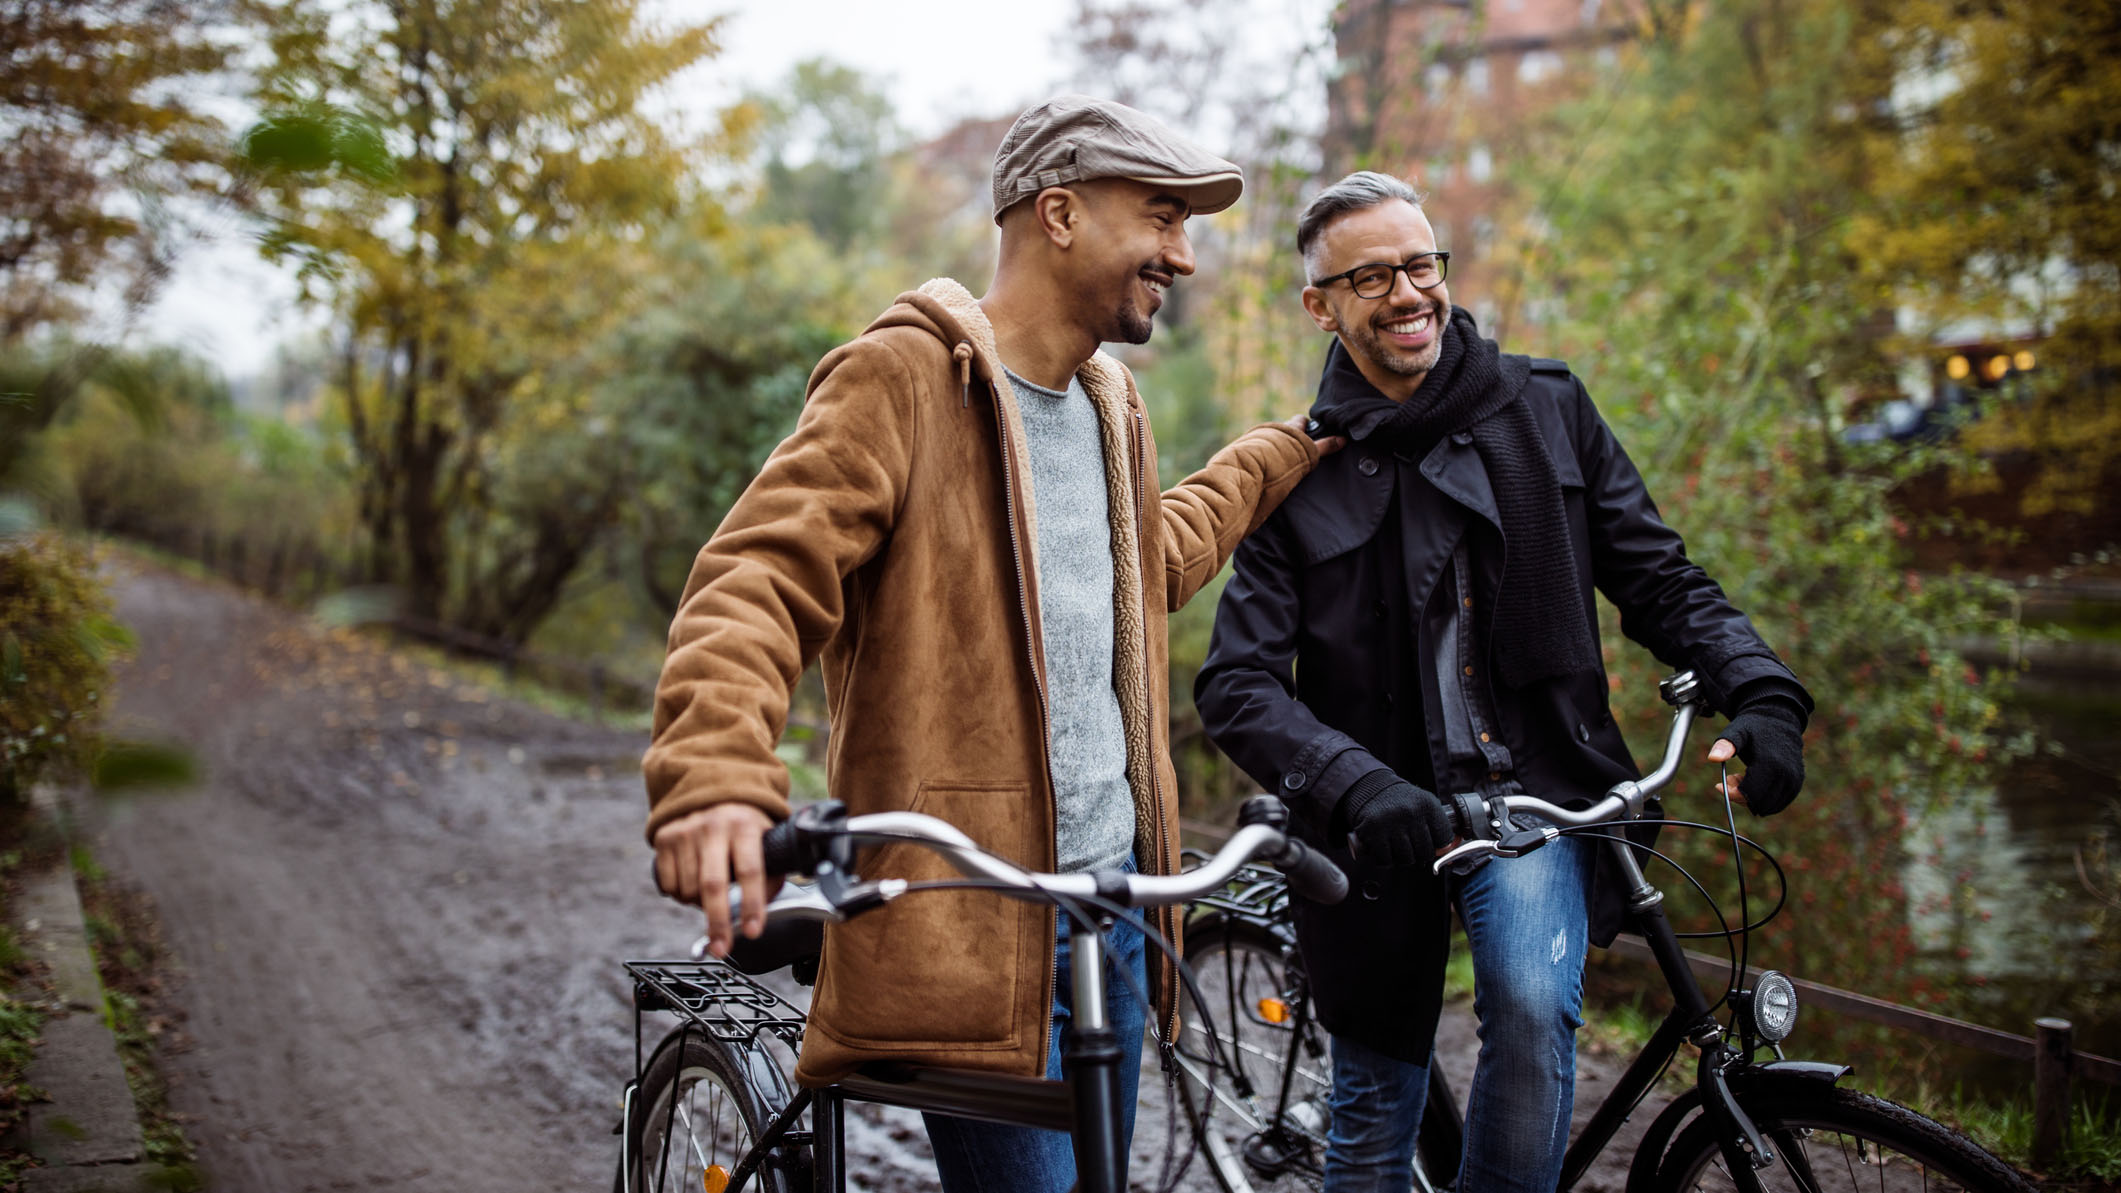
<box><xmin>1430</xmin><ymin>826</ymin><xmax>1559</xmax><ymax>875</ymax></box>
<box><xmin>1432</xmin><ymin>838</ymin><xmax>1498</xmax><ymax>874</ymax></box>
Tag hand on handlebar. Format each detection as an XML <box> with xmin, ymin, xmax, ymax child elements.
<box><xmin>652</xmin><ymin>803</ymin><xmax>783</xmax><ymax>958</ymax></box>
<box><xmin>1342</xmin><ymin>772</ymin><xmax>1456</xmax><ymax>869</ymax></box>
<box><xmin>1708</xmin><ymin>702</ymin><xmax>1805</xmax><ymax>817</ymax></box>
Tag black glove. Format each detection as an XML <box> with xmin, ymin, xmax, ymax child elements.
<box><xmin>1716</xmin><ymin>699</ymin><xmax>1806</xmax><ymax>816</ymax></box>
<box><xmin>1339</xmin><ymin>770</ymin><xmax>1454</xmax><ymax>869</ymax></box>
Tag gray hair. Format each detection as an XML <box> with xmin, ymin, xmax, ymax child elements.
<box><xmin>1296</xmin><ymin>171</ymin><xmax>1425</xmax><ymax>282</ymax></box>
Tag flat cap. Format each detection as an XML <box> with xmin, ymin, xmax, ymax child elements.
<box><xmin>991</xmin><ymin>94</ymin><xmax>1244</xmax><ymax>225</ymax></box>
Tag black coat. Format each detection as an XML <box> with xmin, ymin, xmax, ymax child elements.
<box><xmin>1194</xmin><ymin>356</ymin><xmax>1809</xmax><ymax>1063</ymax></box>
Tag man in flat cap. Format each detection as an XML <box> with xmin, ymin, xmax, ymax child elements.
<box><xmin>643</xmin><ymin>95</ymin><xmax>1338</xmax><ymax>1190</ymax></box>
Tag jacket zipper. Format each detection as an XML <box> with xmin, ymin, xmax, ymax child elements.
<box><xmin>988</xmin><ymin>372</ymin><xmax>1060</xmax><ymax>1072</ymax></box>
<box><xmin>1132</xmin><ymin>409</ymin><xmax>1182</xmax><ymax>1044</ymax></box>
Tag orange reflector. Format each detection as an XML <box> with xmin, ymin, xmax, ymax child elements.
<box><xmin>702</xmin><ymin>1165</ymin><xmax>730</xmax><ymax>1193</ymax></box>
<box><xmin>1257</xmin><ymin>997</ymin><xmax>1290</xmax><ymax>1024</ymax></box>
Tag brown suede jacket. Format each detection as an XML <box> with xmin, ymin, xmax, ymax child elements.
<box><xmin>643</xmin><ymin>277</ymin><xmax>1318</xmax><ymax>1085</ymax></box>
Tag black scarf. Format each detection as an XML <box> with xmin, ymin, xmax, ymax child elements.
<box><xmin>1311</xmin><ymin>306</ymin><xmax>1598</xmax><ymax>688</ymax></box>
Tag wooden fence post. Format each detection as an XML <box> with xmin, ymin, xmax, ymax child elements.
<box><xmin>2034</xmin><ymin>1016</ymin><xmax>2074</xmax><ymax>1169</ymax></box>
<box><xmin>588</xmin><ymin>662</ymin><xmax>606</xmax><ymax>724</ymax></box>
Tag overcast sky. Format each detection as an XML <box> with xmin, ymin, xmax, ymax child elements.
<box><xmin>134</xmin><ymin>1</ymin><xmax>1322</xmax><ymax>380</ymax></box>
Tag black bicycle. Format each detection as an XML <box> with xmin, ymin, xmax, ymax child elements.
<box><xmin>1173</xmin><ymin>670</ymin><xmax>2038</xmax><ymax>1193</ymax></box>
<box><xmin>617</xmin><ymin>795</ymin><xmax>1349</xmax><ymax>1193</ymax></box>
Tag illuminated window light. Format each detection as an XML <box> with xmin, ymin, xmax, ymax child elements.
<box><xmin>2014</xmin><ymin>350</ymin><xmax>2035</xmax><ymax>371</ymax></box>
<box><xmin>1986</xmin><ymin>355</ymin><xmax>2011</xmax><ymax>381</ymax></box>
<box><xmin>1945</xmin><ymin>355</ymin><xmax>1970</xmax><ymax>380</ymax></box>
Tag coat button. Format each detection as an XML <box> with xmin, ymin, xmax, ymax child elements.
<box><xmin>1284</xmin><ymin>771</ymin><xmax>1306</xmax><ymax>790</ymax></box>
<box><xmin>1451</xmin><ymin>431</ymin><xmax>1475</xmax><ymax>446</ymax></box>
<box><xmin>1357</xmin><ymin>456</ymin><xmax>1379</xmax><ymax>476</ymax></box>
<box><xmin>1577</xmin><ymin>722</ymin><xmax>1591</xmax><ymax>742</ymax></box>
<box><xmin>1361</xmin><ymin>880</ymin><xmax>1383</xmax><ymax>901</ymax></box>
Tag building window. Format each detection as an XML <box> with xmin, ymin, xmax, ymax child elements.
<box><xmin>1468</xmin><ymin>144</ymin><xmax>1493</xmax><ymax>183</ymax></box>
<box><xmin>1519</xmin><ymin>51</ymin><xmax>1562</xmax><ymax>84</ymax></box>
<box><xmin>1467</xmin><ymin>59</ymin><xmax>1489</xmax><ymax>95</ymax></box>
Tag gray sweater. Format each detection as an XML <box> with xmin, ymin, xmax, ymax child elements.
<box><xmin>1005</xmin><ymin>367</ymin><xmax>1135</xmax><ymax>873</ymax></box>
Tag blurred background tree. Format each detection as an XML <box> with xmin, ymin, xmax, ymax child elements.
<box><xmin>0</xmin><ymin>0</ymin><xmax>231</xmax><ymax>344</ymax></box>
<box><xmin>235</xmin><ymin>0</ymin><xmax>735</xmax><ymax>642</ymax></box>
<box><xmin>1853</xmin><ymin>0</ymin><xmax>2121</xmax><ymax>548</ymax></box>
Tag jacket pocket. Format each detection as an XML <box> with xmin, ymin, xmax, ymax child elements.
<box><xmin>810</xmin><ymin>780</ymin><xmax>1037</xmax><ymax>1050</ymax></box>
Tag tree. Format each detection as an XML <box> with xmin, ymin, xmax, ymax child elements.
<box><xmin>238</xmin><ymin>0</ymin><xmax>731</xmax><ymax>640</ymax></box>
<box><xmin>1507</xmin><ymin>0</ymin><xmax>2029</xmax><ymax>1041</ymax></box>
<box><xmin>746</xmin><ymin>59</ymin><xmax>901</xmax><ymax>252</ymax></box>
<box><xmin>0</xmin><ymin>0</ymin><xmax>230</xmax><ymax>343</ymax></box>
<box><xmin>1852</xmin><ymin>0</ymin><xmax>2121</xmax><ymax>538</ymax></box>
<box><xmin>592</xmin><ymin>221</ymin><xmax>861</xmax><ymax>620</ymax></box>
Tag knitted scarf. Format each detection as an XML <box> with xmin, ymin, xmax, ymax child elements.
<box><xmin>1313</xmin><ymin>306</ymin><xmax>1599</xmax><ymax>687</ymax></box>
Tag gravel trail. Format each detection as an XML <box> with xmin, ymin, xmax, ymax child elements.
<box><xmin>82</xmin><ymin>556</ymin><xmax>1650</xmax><ymax>1192</ymax></box>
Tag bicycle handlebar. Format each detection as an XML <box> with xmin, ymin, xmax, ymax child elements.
<box><xmin>724</xmin><ymin>794</ymin><xmax>1346</xmax><ymax>928</ymax></box>
<box><xmin>1430</xmin><ymin>671</ymin><xmax>1707</xmax><ymax>874</ymax></box>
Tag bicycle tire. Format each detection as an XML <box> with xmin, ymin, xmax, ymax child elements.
<box><xmin>1175</xmin><ymin>919</ymin><xmax>1332</xmax><ymax>1193</ymax></box>
<box><xmin>628</xmin><ymin>1031</ymin><xmax>800</xmax><ymax>1193</ymax></box>
<box><xmin>1652</xmin><ymin>1083</ymin><xmax>2036</xmax><ymax>1193</ymax></box>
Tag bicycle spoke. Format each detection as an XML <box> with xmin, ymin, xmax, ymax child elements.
<box><xmin>675</xmin><ymin>1095</ymin><xmax>711</xmax><ymax>1176</ymax></box>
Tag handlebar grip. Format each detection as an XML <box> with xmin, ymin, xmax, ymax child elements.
<box><xmin>1274</xmin><ymin>838</ymin><xmax>1349</xmax><ymax>905</ymax></box>
<box><xmin>1445</xmin><ymin>790</ymin><xmax>1488</xmax><ymax>840</ymax></box>
<box><xmin>760</xmin><ymin>816</ymin><xmax>802</xmax><ymax>879</ymax></box>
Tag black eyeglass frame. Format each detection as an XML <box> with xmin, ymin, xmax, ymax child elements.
<box><xmin>1310</xmin><ymin>251</ymin><xmax>1452</xmax><ymax>298</ymax></box>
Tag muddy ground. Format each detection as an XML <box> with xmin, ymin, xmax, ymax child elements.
<box><xmin>80</xmin><ymin>556</ymin><xmax>1658</xmax><ymax>1191</ymax></box>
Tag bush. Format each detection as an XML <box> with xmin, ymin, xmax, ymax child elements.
<box><xmin>0</xmin><ymin>533</ymin><xmax>129</xmax><ymax>802</ymax></box>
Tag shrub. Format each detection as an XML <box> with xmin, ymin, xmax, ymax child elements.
<box><xmin>0</xmin><ymin>533</ymin><xmax>130</xmax><ymax>802</ymax></box>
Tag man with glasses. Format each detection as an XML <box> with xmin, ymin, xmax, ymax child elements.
<box><xmin>1195</xmin><ymin>171</ymin><xmax>1812</xmax><ymax>1192</ymax></box>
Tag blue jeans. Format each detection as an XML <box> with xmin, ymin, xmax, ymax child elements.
<box><xmin>924</xmin><ymin>911</ymin><xmax>1149</xmax><ymax>1193</ymax></box>
<box><xmin>1323</xmin><ymin>833</ymin><xmax>1595</xmax><ymax>1193</ymax></box>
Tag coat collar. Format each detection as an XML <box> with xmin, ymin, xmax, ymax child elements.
<box><xmin>906</xmin><ymin>278</ymin><xmax>1136</xmax><ymax>415</ymax></box>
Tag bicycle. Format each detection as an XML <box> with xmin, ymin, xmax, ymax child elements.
<box><xmin>1172</xmin><ymin>669</ymin><xmax>2039</xmax><ymax>1193</ymax></box>
<box><xmin>617</xmin><ymin>794</ymin><xmax>1351</xmax><ymax>1193</ymax></box>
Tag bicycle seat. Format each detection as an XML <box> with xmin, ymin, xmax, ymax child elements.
<box><xmin>726</xmin><ymin>916</ymin><xmax>823</xmax><ymax>982</ymax></box>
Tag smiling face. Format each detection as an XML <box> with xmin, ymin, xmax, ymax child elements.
<box><xmin>1067</xmin><ymin>179</ymin><xmax>1196</xmax><ymax>345</ymax></box>
<box><xmin>1300</xmin><ymin>198</ymin><xmax>1452</xmax><ymax>400</ymax></box>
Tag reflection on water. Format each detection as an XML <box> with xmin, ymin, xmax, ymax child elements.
<box><xmin>1903</xmin><ymin>671</ymin><xmax>2121</xmax><ymax>1060</ymax></box>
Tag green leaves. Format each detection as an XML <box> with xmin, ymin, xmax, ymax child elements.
<box><xmin>238</xmin><ymin>104</ymin><xmax>397</xmax><ymax>185</ymax></box>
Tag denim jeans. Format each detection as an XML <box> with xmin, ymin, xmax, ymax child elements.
<box><xmin>1322</xmin><ymin>833</ymin><xmax>1595</xmax><ymax>1193</ymax></box>
<box><xmin>924</xmin><ymin>908</ymin><xmax>1149</xmax><ymax>1193</ymax></box>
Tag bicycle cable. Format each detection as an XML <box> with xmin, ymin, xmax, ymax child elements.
<box><xmin>1719</xmin><ymin>759</ymin><xmax>1755</xmax><ymax>1011</ymax></box>
<box><xmin>1550</xmin><ymin>818</ymin><xmax>1789</xmax><ymax>1019</ymax></box>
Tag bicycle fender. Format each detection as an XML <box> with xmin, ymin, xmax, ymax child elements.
<box><xmin>1626</xmin><ymin>1088</ymin><xmax>1704</xmax><ymax>1193</ymax></box>
<box><xmin>1622</xmin><ymin>1063</ymin><xmax>1850</xmax><ymax>1193</ymax></box>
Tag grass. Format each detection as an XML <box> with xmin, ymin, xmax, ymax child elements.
<box><xmin>1918</xmin><ymin>1085</ymin><xmax>2121</xmax><ymax>1190</ymax></box>
<box><xmin>0</xmin><ymin>843</ymin><xmax>43</xmax><ymax>1189</ymax></box>
<box><xmin>73</xmin><ymin>846</ymin><xmax>201</xmax><ymax>1191</ymax></box>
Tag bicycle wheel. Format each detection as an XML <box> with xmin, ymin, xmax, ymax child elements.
<box><xmin>1654</xmin><ymin>1083</ymin><xmax>2036</xmax><ymax>1193</ymax></box>
<box><xmin>628</xmin><ymin>1031</ymin><xmax>797</xmax><ymax>1193</ymax></box>
<box><xmin>1176</xmin><ymin>921</ymin><xmax>1333</xmax><ymax>1193</ymax></box>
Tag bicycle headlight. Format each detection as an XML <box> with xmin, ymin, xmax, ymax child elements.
<box><xmin>1749</xmin><ymin>971</ymin><xmax>1799</xmax><ymax>1043</ymax></box>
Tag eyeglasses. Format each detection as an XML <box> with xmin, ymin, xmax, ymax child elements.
<box><xmin>1311</xmin><ymin>251</ymin><xmax>1451</xmax><ymax>299</ymax></box>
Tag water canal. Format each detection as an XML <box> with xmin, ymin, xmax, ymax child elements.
<box><xmin>1915</xmin><ymin>669</ymin><xmax>2120</xmax><ymax>1065</ymax></box>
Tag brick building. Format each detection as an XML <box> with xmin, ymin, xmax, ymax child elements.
<box><xmin>1323</xmin><ymin>0</ymin><xmax>1638</xmax><ymax>321</ymax></box>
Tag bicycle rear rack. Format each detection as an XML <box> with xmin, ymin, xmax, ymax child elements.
<box><xmin>624</xmin><ymin>959</ymin><xmax>808</xmax><ymax>1053</ymax></box>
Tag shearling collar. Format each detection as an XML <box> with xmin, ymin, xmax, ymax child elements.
<box><xmin>910</xmin><ymin>278</ymin><xmax>1134</xmax><ymax>414</ymax></box>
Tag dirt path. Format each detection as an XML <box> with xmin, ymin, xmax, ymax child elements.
<box><xmin>81</xmin><ymin>556</ymin><xmax>1653</xmax><ymax>1192</ymax></box>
